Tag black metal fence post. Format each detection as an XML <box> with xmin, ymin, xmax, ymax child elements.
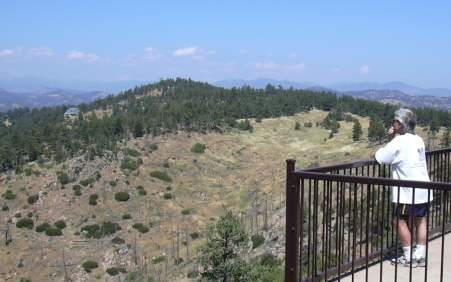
<box><xmin>286</xmin><ymin>159</ymin><xmax>300</xmax><ymax>282</ymax></box>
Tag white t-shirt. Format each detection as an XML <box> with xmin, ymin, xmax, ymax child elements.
<box><xmin>375</xmin><ymin>133</ymin><xmax>432</xmax><ymax>204</ymax></box>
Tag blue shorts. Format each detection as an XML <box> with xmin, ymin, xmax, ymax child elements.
<box><xmin>395</xmin><ymin>203</ymin><xmax>429</xmax><ymax>218</ymax></box>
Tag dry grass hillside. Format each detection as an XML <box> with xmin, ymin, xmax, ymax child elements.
<box><xmin>0</xmin><ymin>109</ymin><xmax>438</xmax><ymax>281</ymax></box>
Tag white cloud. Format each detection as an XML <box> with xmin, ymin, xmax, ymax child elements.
<box><xmin>255</xmin><ymin>61</ymin><xmax>305</xmax><ymax>71</ymax></box>
<box><xmin>173</xmin><ymin>46</ymin><xmax>199</xmax><ymax>57</ymax></box>
<box><xmin>331</xmin><ymin>67</ymin><xmax>341</xmax><ymax>73</ymax></box>
<box><xmin>255</xmin><ymin>61</ymin><xmax>278</xmax><ymax>70</ymax></box>
<box><xmin>0</xmin><ymin>49</ymin><xmax>15</xmax><ymax>57</ymax></box>
<box><xmin>144</xmin><ymin>47</ymin><xmax>160</xmax><ymax>61</ymax></box>
<box><xmin>287</xmin><ymin>63</ymin><xmax>305</xmax><ymax>70</ymax></box>
<box><xmin>67</xmin><ymin>50</ymin><xmax>99</xmax><ymax>62</ymax></box>
<box><xmin>29</xmin><ymin>47</ymin><xmax>54</xmax><ymax>56</ymax></box>
<box><xmin>360</xmin><ymin>65</ymin><xmax>370</xmax><ymax>74</ymax></box>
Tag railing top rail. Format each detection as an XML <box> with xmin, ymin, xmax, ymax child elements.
<box><xmin>294</xmin><ymin>170</ymin><xmax>451</xmax><ymax>191</ymax></box>
<box><xmin>303</xmin><ymin>147</ymin><xmax>451</xmax><ymax>173</ymax></box>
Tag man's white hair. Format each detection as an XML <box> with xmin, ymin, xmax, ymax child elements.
<box><xmin>394</xmin><ymin>108</ymin><xmax>416</xmax><ymax>134</ymax></box>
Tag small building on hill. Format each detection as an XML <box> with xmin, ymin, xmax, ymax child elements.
<box><xmin>64</xmin><ymin>107</ymin><xmax>80</xmax><ymax>121</ymax></box>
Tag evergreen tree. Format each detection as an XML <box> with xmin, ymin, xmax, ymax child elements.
<box><xmin>352</xmin><ymin>119</ymin><xmax>363</xmax><ymax>141</ymax></box>
<box><xmin>368</xmin><ymin>116</ymin><xmax>385</xmax><ymax>142</ymax></box>
<box><xmin>198</xmin><ymin>210</ymin><xmax>251</xmax><ymax>282</ymax></box>
<box><xmin>133</xmin><ymin>120</ymin><xmax>144</xmax><ymax>138</ymax></box>
<box><xmin>441</xmin><ymin>127</ymin><xmax>451</xmax><ymax>148</ymax></box>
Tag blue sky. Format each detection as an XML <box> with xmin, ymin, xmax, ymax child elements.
<box><xmin>1</xmin><ymin>1</ymin><xmax>450</xmax><ymax>88</ymax></box>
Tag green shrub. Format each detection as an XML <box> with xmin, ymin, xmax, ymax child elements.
<box><xmin>150</xmin><ymin>170</ymin><xmax>172</xmax><ymax>182</ymax></box>
<box><xmin>181</xmin><ymin>209</ymin><xmax>191</xmax><ymax>216</ymax></box>
<box><xmin>81</xmin><ymin>222</ymin><xmax>121</xmax><ymax>239</ymax></box>
<box><xmin>20</xmin><ymin>278</ymin><xmax>32</xmax><ymax>282</ymax></box>
<box><xmin>54</xmin><ymin>220</ymin><xmax>67</xmax><ymax>229</ymax></box>
<box><xmin>163</xmin><ymin>193</ymin><xmax>172</xmax><ymax>200</ymax></box>
<box><xmin>152</xmin><ymin>255</ymin><xmax>166</xmax><ymax>264</ymax></box>
<box><xmin>149</xmin><ymin>144</ymin><xmax>158</xmax><ymax>151</ymax></box>
<box><xmin>45</xmin><ymin>227</ymin><xmax>63</xmax><ymax>236</ymax></box>
<box><xmin>16</xmin><ymin>218</ymin><xmax>34</xmax><ymax>229</ymax></box>
<box><xmin>304</xmin><ymin>122</ymin><xmax>313</xmax><ymax>128</ymax></box>
<box><xmin>36</xmin><ymin>222</ymin><xmax>50</xmax><ymax>233</ymax></box>
<box><xmin>81</xmin><ymin>224</ymin><xmax>101</xmax><ymax>238</ymax></box>
<box><xmin>102</xmin><ymin>222</ymin><xmax>121</xmax><ymax>236</ymax></box>
<box><xmin>114</xmin><ymin>192</ymin><xmax>130</xmax><ymax>202</ymax></box>
<box><xmin>191</xmin><ymin>143</ymin><xmax>206</xmax><ymax>154</ymax></box>
<box><xmin>27</xmin><ymin>194</ymin><xmax>39</xmax><ymax>205</ymax></box>
<box><xmin>136</xmin><ymin>186</ymin><xmax>147</xmax><ymax>196</ymax></box>
<box><xmin>80</xmin><ymin>178</ymin><xmax>95</xmax><ymax>187</ymax></box>
<box><xmin>74</xmin><ymin>190</ymin><xmax>82</xmax><ymax>196</ymax></box>
<box><xmin>294</xmin><ymin>122</ymin><xmax>301</xmax><ymax>130</ymax></box>
<box><xmin>2</xmin><ymin>205</ymin><xmax>9</xmax><ymax>211</ymax></box>
<box><xmin>106</xmin><ymin>267</ymin><xmax>127</xmax><ymax>276</ymax></box>
<box><xmin>82</xmin><ymin>261</ymin><xmax>98</xmax><ymax>273</ymax></box>
<box><xmin>237</xmin><ymin>119</ymin><xmax>253</xmax><ymax>132</ymax></box>
<box><xmin>15</xmin><ymin>212</ymin><xmax>22</xmax><ymax>218</ymax></box>
<box><xmin>121</xmin><ymin>158</ymin><xmax>139</xmax><ymax>171</ymax></box>
<box><xmin>132</xmin><ymin>223</ymin><xmax>149</xmax><ymax>233</ymax></box>
<box><xmin>122</xmin><ymin>213</ymin><xmax>132</xmax><ymax>220</ymax></box>
<box><xmin>111</xmin><ymin>236</ymin><xmax>125</xmax><ymax>244</ymax></box>
<box><xmin>259</xmin><ymin>253</ymin><xmax>280</xmax><ymax>267</ymax></box>
<box><xmin>126</xmin><ymin>148</ymin><xmax>141</xmax><ymax>157</ymax></box>
<box><xmin>190</xmin><ymin>232</ymin><xmax>200</xmax><ymax>240</ymax></box>
<box><xmin>2</xmin><ymin>190</ymin><xmax>16</xmax><ymax>200</ymax></box>
<box><xmin>109</xmin><ymin>180</ymin><xmax>117</xmax><ymax>187</ymax></box>
<box><xmin>89</xmin><ymin>194</ymin><xmax>98</xmax><ymax>205</ymax></box>
<box><xmin>57</xmin><ymin>172</ymin><xmax>71</xmax><ymax>185</ymax></box>
<box><xmin>251</xmin><ymin>234</ymin><xmax>265</xmax><ymax>249</ymax></box>
<box><xmin>27</xmin><ymin>212</ymin><xmax>33</xmax><ymax>218</ymax></box>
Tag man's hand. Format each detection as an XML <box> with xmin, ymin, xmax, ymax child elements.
<box><xmin>387</xmin><ymin>126</ymin><xmax>396</xmax><ymax>136</ymax></box>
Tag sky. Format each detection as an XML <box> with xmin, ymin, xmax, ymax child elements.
<box><xmin>1</xmin><ymin>1</ymin><xmax>451</xmax><ymax>88</ymax></box>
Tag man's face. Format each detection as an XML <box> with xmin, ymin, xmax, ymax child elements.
<box><xmin>393</xmin><ymin>120</ymin><xmax>403</xmax><ymax>133</ymax></box>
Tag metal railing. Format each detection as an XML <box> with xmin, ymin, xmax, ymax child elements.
<box><xmin>285</xmin><ymin>148</ymin><xmax>451</xmax><ymax>282</ymax></box>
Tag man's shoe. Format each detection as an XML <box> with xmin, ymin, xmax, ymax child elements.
<box><xmin>415</xmin><ymin>257</ymin><xmax>426</xmax><ymax>267</ymax></box>
<box><xmin>391</xmin><ymin>255</ymin><xmax>417</xmax><ymax>267</ymax></box>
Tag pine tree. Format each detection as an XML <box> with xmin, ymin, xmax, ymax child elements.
<box><xmin>198</xmin><ymin>210</ymin><xmax>251</xmax><ymax>281</ymax></box>
<box><xmin>133</xmin><ymin>121</ymin><xmax>144</xmax><ymax>138</ymax></box>
<box><xmin>368</xmin><ymin>116</ymin><xmax>385</xmax><ymax>142</ymax></box>
<box><xmin>352</xmin><ymin>119</ymin><xmax>363</xmax><ymax>141</ymax></box>
<box><xmin>441</xmin><ymin>127</ymin><xmax>451</xmax><ymax>148</ymax></box>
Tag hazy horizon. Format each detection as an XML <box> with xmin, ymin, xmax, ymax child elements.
<box><xmin>2</xmin><ymin>1</ymin><xmax>451</xmax><ymax>89</ymax></box>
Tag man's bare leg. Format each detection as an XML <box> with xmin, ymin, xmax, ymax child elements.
<box><xmin>415</xmin><ymin>217</ymin><xmax>427</xmax><ymax>245</ymax></box>
<box><xmin>397</xmin><ymin>217</ymin><xmax>412</xmax><ymax>247</ymax></box>
<box><xmin>414</xmin><ymin>217</ymin><xmax>427</xmax><ymax>262</ymax></box>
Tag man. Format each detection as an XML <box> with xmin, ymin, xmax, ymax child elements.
<box><xmin>375</xmin><ymin>108</ymin><xmax>432</xmax><ymax>267</ymax></box>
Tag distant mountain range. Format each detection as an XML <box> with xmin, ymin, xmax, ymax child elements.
<box><xmin>0</xmin><ymin>88</ymin><xmax>109</xmax><ymax>112</ymax></box>
<box><xmin>215</xmin><ymin>79</ymin><xmax>451</xmax><ymax>110</ymax></box>
<box><xmin>2</xmin><ymin>76</ymin><xmax>451</xmax><ymax>112</ymax></box>
<box><xmin>215</xmin><ymin>79</ymin><xmax>451</xmax><ymax>97</ymax></box>
<box><xmin>0</xmin><ymin>75</ymin><xmax>149</xmax><ymax>93</ymax></box>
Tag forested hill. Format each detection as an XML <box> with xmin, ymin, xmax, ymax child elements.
<box><xmin>0</xmin><ymin>78</ymin><xmax>450</xmax><ymax>172</ymax></box>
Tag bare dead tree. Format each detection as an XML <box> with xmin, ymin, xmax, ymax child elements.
<box><xmin>256</xmin><ymin>213</ymin><xmax>259</xmax><ymax>235</ymax></box>
<box><xmin>176</xmin><ymin>228</ymin><xmax>180</xmax><ymax>265</ymax></box>
<box><xmin>47</xmin><ymin>250</ymin><xmax>78</xmax><ymax>282</ymax></box>
<box><xmin>185</xmin><ymin>231</ymin><xmax>190</xmax><ymax>263</ymax></box>
<box><xmin>133</xmin><ymin>233</ymin><xmax>138</xmax><ymax>266</ymax></box>
<box><xmin>4</xmin><ymin>222</ymin><xmax>11</xmax><ymax>246</ymax></box>
<box><xmin>264</xmin><ymin>193</ymin><xmax>268</xmax><ymax>230</ymax></box>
